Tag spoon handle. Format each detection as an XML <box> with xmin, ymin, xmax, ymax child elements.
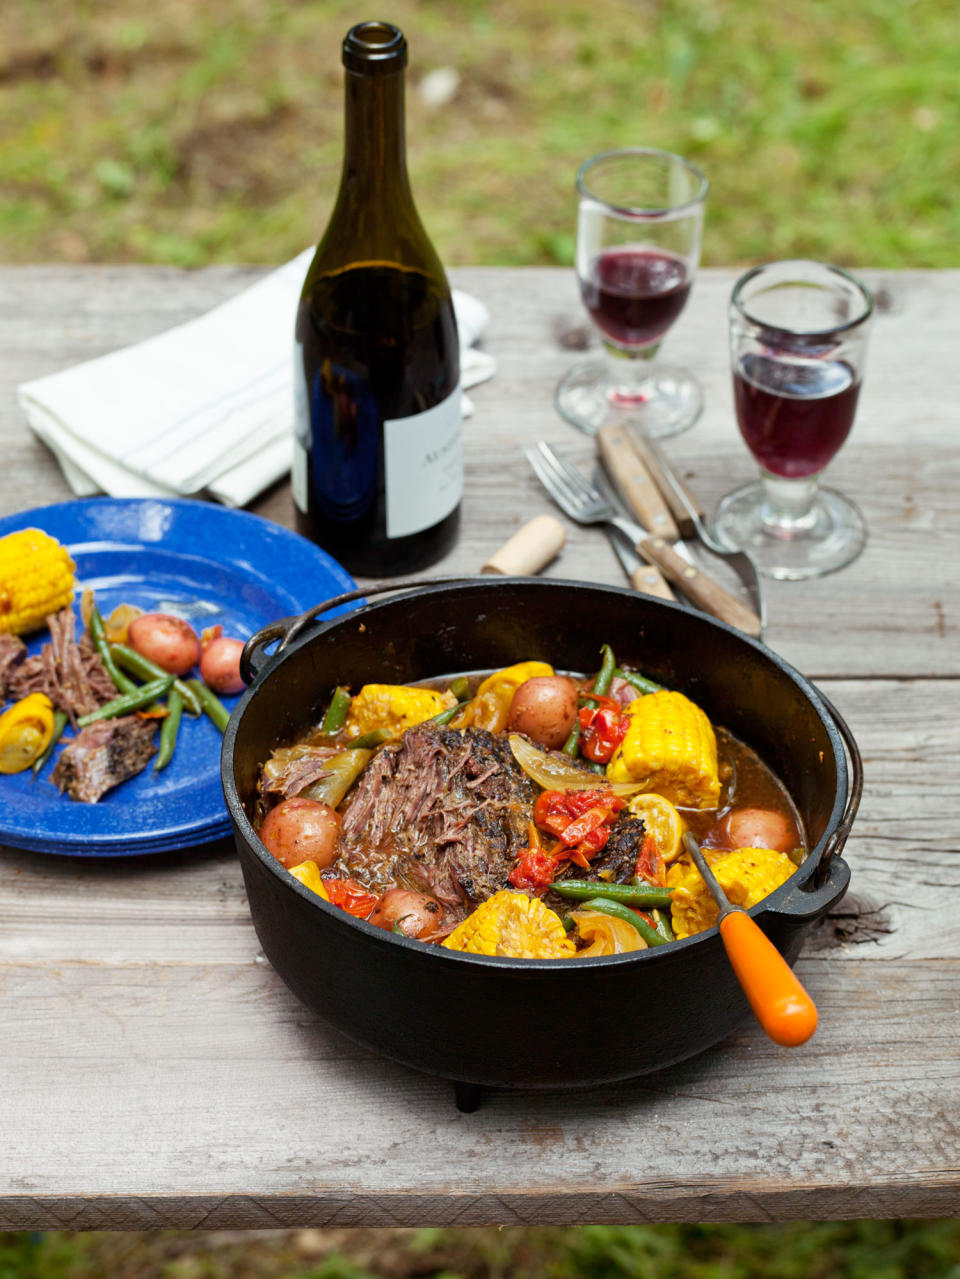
<box><xmin>718</xmin><ymin>910</ymin><xmax>819</xmax><ymax>1047</ymax></box>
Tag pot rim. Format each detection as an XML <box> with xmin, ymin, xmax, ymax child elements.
<box><xmin>222</xmin><ymin>577</ymin><xmax>851</xmax><ymax>971</ymax></box>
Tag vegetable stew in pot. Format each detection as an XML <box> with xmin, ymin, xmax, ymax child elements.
<box><xmin>253</xmin><ymin>643</ymin><xmax>806</xmax><ymax>958</ymax></box>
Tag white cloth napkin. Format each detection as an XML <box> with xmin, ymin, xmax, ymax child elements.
<box><xmin>18</xmin><ymin>248</ymin><xmax>495</xmax><ymax>508</ymax></box>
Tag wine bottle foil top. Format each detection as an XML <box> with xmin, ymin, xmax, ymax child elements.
<box><xmin>343</xmin><ymin>21</ymin><xmax>407</xmax><ymax>73</ymax></box>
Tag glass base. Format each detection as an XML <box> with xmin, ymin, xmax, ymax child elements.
<box><xmin>712</xmin><ymin>481</ymin><xmax>867</xmax><ymax>580</ymax></box>
<box><xmin>555</xmin><ymin>358</ymin><xmax>702</xmax><ymax>438</ymax></box>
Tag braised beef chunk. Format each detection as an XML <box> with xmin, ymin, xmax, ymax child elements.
<box><xmin>337</xmin><ymin>724</ymin><xmax>536</xmax><ymax>912</ymax></box>
<box><xmin>590</xmin><ymin>812</ymin><xmax>648</xmax><ymax>883</ymax></box>
<box><xmin>51</xmin><ymin>715</ymin><xmax>157</xmax><ymax>803</ymax></box>
<box><xmin>0</xmin><ymin>633</ymin><xmax>26</xmax><ymax>699</ymax></box>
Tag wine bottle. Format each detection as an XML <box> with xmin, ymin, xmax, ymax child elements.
<box><xmin>292</xmin><ymin>21</ymin><xmax>461</xmax><ymax>577</ymax></box>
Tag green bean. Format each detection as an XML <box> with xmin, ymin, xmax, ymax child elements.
<box><xmin>550</xmin><ymin>879</ymin><xmax>673</xmax><ymax>908</ymax></box>
<box><xmin>153</xmin><ymin>687</ymin><xmax>183</xmax><ymax>771</ymax></box>
<box><xmin>613</xmin><ymin>666</ymin><xmax>663</xmax><ymax>695</ymax></box>
<box><xmin>653</xmin><ymin>908</ymin><xmax>675</xmax><ymax>943</ymax></box>
<box><xmin>562</xmin><ymin>719</ymin><xmax>582</xmax><ymax>757</ymax></box>
<box><xmin>185</xmin><ymin>679</ymin><xmax>231</xmax><ymax>733</ymax></box>
<box><xmin>348</xmin><ymin>726</ymin><xmax>393</xmax><ymax>749</ymax></box>
<box><xmin>429</xmin><ymin>700</ymin><xmax>469</xmax><ymax>727</ymax></box>
<box><xmin>110</xmin><ymin>644</ymin><xmax>203</xmax><ymax>716</ymax></box>
<box><xmin>579</xmin><ymin>897</ymin><xmax>668</xmax><ymax>948</ymax></box>
<box><xmin>31</xmin><ymin>710</ymin><xmax>68</xmax><ymax>776</ymax></box>
<box><xmin>579</xmin><ymin>643</ymin><xmax>617</xmax><ymax>707</ymax></box>
<box><xmin>89</xmin><ymin>607</ymin><xmax>138</xmax><ymax>696</ymax></box>
<box><xmin>77</xmin><ymin>676</ymin><xmax>174</xmax><ymax>727</ymax></box>
<box><xmin>449</xmin><ymin>676</ymin><xmax>471</xmax><ymax>702</ymax></box>
<box><xmin>594</xmin><ymin>644</ymin><xmax>616</xmax><ymax>698</ymax></box>
<box><xmin>319</xmin><ymin>686</ymin><xmax>351</xmax><ymax>735</ymax></box>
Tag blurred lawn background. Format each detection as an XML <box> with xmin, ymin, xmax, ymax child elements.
<box><xmin>1</xmin><ymin>0</ymin><xmax>957</xmax><ymax>268</ymax></box>
<box><xmin>2</xmin><ymin>0</ymin><xmax>959</xmax><ymax>1273</ymax></box>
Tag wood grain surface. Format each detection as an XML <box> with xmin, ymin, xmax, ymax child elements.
<box><xmin>0</xmin><ymin>266</ymin><xmax>957</xmax><ymax>1228</ymax></box>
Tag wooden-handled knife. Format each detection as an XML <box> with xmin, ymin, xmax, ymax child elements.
<box><xmin>594</xmin><ymin>430</ymin><xmax>764</xmax><ymax>638</ymax></box>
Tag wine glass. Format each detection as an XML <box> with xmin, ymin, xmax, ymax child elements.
<box><xmin>554</xmin><ymin>147</ymin><xmax>708</xmax><ymax>438</ymax></box>
<box><xmin>713</xmin><ymin>260</ymin><xmax>873</xmax><ymax>580</ymax></box>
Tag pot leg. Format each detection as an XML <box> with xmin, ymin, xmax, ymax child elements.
<box><xmin>453</xmin><ymin>1080</ymin><xmax>485</xmax><ymax>1113</ymax></box>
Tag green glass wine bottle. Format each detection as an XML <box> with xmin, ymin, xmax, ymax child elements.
<box><xmin>293</xmin><ymin>21</ymin><xmax>461</xmax><ymax>576</ymax></box>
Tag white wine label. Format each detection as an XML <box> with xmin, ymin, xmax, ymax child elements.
<box><xmin>384</xmin><ymin>384</ymin><xmax>462</xmax><ymax>539</ymax></box>
<box><xmin>291</xmin><ymin>436</ymin><xmax>308</xmax><ymax>513</ymax></box>
<box><xmin>291</xmin><ymin>343</ymin><xmax>309</xmax><ymax>513</ymax></box>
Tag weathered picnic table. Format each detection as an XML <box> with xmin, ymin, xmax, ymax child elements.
<box><xmin>0</xmin><ymin>265</ymin><xmax>957</xmax><ymax>1230</ymax></box>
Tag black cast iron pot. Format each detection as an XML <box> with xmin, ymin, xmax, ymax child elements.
<box><xmin>222</xmin><ymin>578</ymin><xmax>860</xmax><ymax>1102</ymax></box>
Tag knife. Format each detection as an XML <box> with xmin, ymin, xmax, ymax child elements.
<box><xmin>600</xmin><ymin>423</ymin><xmax>767</xmax><ymax>630</ymax></box>
<box><xmin>605</xmin><ymin>525</ymin><xmax>677</xmax><ymax>601</ymax></box>
<box><xmin>591</xmin><ymin>462</ymin><xmax>764</xmax><ymax>638</ymax></box>
<box><xmin>596</xmin><ymin>424</ymin><xmax>682</xmax><ymax>542</ymax></box>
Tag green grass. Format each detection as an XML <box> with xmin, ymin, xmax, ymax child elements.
<box><xmin>0</xmin><ymin>0</ymin><xmax>957</xmax><ymax>267</ymax></box>
<box><xmin>4</xmin><ymin>1222</ymin><xmax>960</xmax><ymax>1278</ymax></box>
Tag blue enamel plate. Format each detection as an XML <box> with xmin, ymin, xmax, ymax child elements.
<box><xmin>0</xmin><ymin>498</ymin><xmax>355</xmax><ymax>856</ymax></box>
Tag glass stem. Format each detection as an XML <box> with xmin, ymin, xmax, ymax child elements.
<box><xmin>602</xmin><ymin>339</ymin><xmax>659</xmax><ymax>402</ymax></box>
<box><xmin>759</xmin><ymin>472</ymin><xmax>820</xmax><ymax>536</ymax></box>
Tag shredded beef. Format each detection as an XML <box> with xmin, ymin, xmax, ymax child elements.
<box><xmin>335</xmin><ymin>724</ymin><xmax>536</xmax><ymax>913</ymax></box>
<box><xmin>0</xmin><ymin>633</ymin><xmax>26</xmax><ymax>700</ymax></box>
<box><xmin>7</xmin><ymin>609</ymin><xmax>115</xmax><ymax>724</ymax></box>
<box><xmin>51</xmin><ymin>715</ymin><xmax>157</xmax><ymax>803</ymax></box>
<box><xmin>260</xmin><ymin>742</ymin><xmax>343</xmax><ymax>807</ymax></box>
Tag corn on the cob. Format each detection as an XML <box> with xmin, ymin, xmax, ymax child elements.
<box><xmin>0</xmin><ymin>528</ymin><xmax>76</xmax><ymax>636</ymax></box>
<box><xmin>344</xmin><ymin>684</ymin><xmax>456</xmax><ymax>740</ymax></box>
<box><xmin>667</xmin><ymin>846</ymin><xmax>797</xmax><ymax>938</ymax></box>
<box><xmin>442</xmin><ymin>890</ymin><xmax>576</xmax><ymax>958</ymax></box>
<box><xmin>607</xmin><ymin>690</ymin><xmax>720</xmax><ymax>809</ymax></box>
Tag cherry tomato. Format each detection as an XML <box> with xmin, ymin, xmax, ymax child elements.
<box><xmin>322</xmin><ymin>877</ymin><xmax>381</xmax><ymax>919</ymax></box>
<box><xmin>578</xmin><ymin>696</ymin><xmax>631</xmax><ymax>763</ymax></box>
<box><xmin>508</xmin><ymin>848</ymin><xmax>560</xmax><ymax>895</ymax></box>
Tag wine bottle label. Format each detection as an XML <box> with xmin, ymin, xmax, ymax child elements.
<box><xmin>384</xmin><ymin>384</ymin><xmax>462</xmax><ymax>539</ymax></box>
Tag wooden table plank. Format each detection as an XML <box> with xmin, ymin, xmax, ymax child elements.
<box><xmin>0</xmin><ymin>266</ymin><xmax>957</xmax><ymax>1227</ymax></box>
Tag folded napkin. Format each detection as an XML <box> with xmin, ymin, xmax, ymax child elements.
<box><xmin>19</xmin><ymin>248</ymin><xmax>495</xmax><ymax>508</ymax></box>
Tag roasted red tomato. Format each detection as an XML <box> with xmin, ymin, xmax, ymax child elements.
<box><xmin>322</xmin><ymin>877</ymin><xmax>381</xmax><ymax>919</ymax></box>
<box><xmin>578</xmin><ymin>695</ymin><xmax>631</xmax><ymax>764</ymax></box>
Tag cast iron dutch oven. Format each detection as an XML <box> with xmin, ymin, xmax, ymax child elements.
<box><xmin>223</xmin><ymin>578</ymin><xmax>860</xmax><ymax>1096</ymax></box>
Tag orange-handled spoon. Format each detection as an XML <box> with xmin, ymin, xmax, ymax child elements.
<box><xmin>682</xmin><ymin>832</ymin><xmax>818</xmax><ymax>1047</ymax></box>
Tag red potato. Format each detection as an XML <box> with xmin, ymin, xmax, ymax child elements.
<box><xmin>259</xmin><ymin>797</ymin><xmax>341</xmax><ymax>870</ymax></box>
<box><xmin>505</xmin><ymin>675</ymin><xmax>579</xmax><ymax>750</ymax></box>
<box><xmin>720</xmin><ymin>806</ymin><xmax>797</xmax><ymax>854</ymax></box>
<box><xmin>200</xmin><ymin>635</ymin><xmax>246</xmax><ymax>695</ymax></box>
<box><xmin>127</xmin><ymin>612</ymin><xmax>201</xmax><ymax>676</ymax></box>
<box><xmin>368</xmin><ymin>888</ymin><xmax>444</xmax><ymax>940</ymax></box>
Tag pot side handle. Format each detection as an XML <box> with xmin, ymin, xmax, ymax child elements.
<box><xmin>768</xmin><ymin>852</ymin><xmax>851</xmax><ymax>924</ymax></box>
<box><xmin>239</xmin><ymin>576</ymin><xmax>482</xmax><ymax>685</ymax></box>
<box><xmin>811</xmin><ymin>687</ymin><xmax>863</xmax><ymax>890</ymax></box>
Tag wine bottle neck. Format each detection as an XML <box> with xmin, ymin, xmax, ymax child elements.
<box><xmin>340</xmin><ymin>66</ymin><xmax>412</xmax><ymax>205</ymax></box>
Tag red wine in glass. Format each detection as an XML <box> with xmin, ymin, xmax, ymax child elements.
<box><xmin>733</xmin><ymin>351</ymin><xmax>861</xmax><ymax>479</ymax></box>
<box><xmin>580</xmin><ymin>247</ymin><xmax>691</xmax><ymax>348</ymax></box>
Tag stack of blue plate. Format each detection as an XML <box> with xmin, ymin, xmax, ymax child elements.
<box><xmin>0</xmin><ymin>498</ymin><xmax>356</xmax><ymax>857</ymax></box>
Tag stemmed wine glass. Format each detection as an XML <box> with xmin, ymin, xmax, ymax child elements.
<box><xmin>713</xmin><ymin>260</ymin><xmax>873</xmax><ymax>580</ymax></box>
<box><xmin>555</xmin><ymin>147</ymin><xmax>709</xmax><ymax>438</ymax></box>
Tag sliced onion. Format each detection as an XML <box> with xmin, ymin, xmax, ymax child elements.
<box><xmin>508</xmin><ymin>733</ymin><xmax>642</xmax><ymax>796</ymax></box>
<box><xmin>570</xmin><ymin>910</ymin><xmax>645</xmax><ymax>955</ymax></box>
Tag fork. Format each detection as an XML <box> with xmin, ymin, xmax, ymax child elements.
<box><xmin>526</xmin><ymin>441</ymin><xmax>765</xmax><ymax>638</ymax></box>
